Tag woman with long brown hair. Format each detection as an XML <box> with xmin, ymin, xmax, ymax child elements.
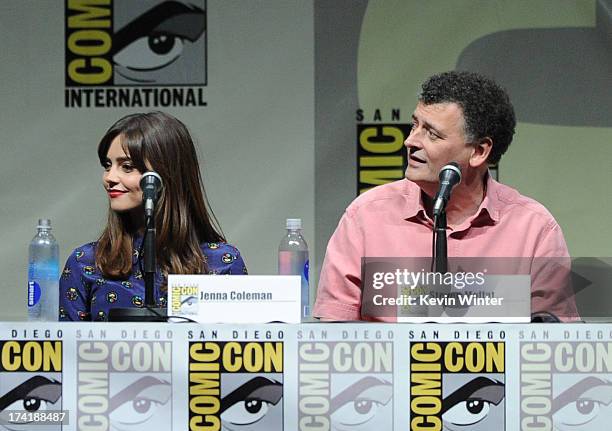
<box><xmin>59</xmin><ymin>112</ymin><xmax>246</xmax><ymax>321</ymax></box>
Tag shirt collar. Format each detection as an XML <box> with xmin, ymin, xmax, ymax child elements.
<box><xmin>403</xmin><ymin>171</ymin><xmax>501</xmax><ymax>227</ymax></box>
<box><xmin>477</xmin><ymin>172</ymin><xmax>501</xmax><ymax>224</ymax></box>
<box><xmin>403</xmin><ymin>179</ymin><xmax>427</xmax><ymax>221</ymax></box>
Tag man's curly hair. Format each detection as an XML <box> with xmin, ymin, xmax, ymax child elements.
<box><xmin>419</xmin><ymin>71</ymin><xmax>516</xmax><ymax>164</ymax></box>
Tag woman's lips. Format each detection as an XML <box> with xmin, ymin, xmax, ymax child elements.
<box><xmin>108</xmin><ymin>190</ymin><xmax>126</xmax><ymax>198</ymax></box>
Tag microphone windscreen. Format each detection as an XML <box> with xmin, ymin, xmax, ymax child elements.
<box><xmin>439</xmin><ymin>162</ymin><xmax>462</xmax><ymax>183</ymax></box>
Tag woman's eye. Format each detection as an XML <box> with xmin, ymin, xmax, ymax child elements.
<box><xmin>121</xmin><ymin>164</ymin><xmax>134</xmax><ymax>172</ymax></box>
<box><xmin>553</xmin><ymin>399</ymin><xmax>602</xmax><ymax>426</ymax></box>
<box><xmin>114</xmin><ymin>33</ymin><xmax>185</xmax><ymax>71</ymax></box>
<box><xmin>221</xmin><ymin>398</ymin><xmax>270</xmax><ymax>425</ymax></box>
<box><xmin>442</xmin><ymin>399</ymin><xmax>491</xmax><ymax>426</ymax></box>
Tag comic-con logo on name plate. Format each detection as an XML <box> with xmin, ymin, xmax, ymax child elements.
<box><xmin>298</xmin><ymin>341</ymin><xmax>394</xmax><ymax>430</ymax></box>
<box><xmin>171</xmin><ymin>285</ymin><xmax>199</xmax><ymax>315</ymax></box>
<box><xmin>65</xmin><ymin>0</ymin><xmax>207</xmax><ymax>108</ymax></box>
<box><xmin>410</xmin><ymin>341</ymin><xmax>506</xmax><ymax>431</ymax></box>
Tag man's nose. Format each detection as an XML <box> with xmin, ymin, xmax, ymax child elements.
<box><xmin>404</xmin><ymin>131</ymin><xmax>422</xmax><ymax>150</ymax></box>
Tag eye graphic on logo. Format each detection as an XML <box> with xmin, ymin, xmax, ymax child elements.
<box><xmin>181</xmin><ymin>295</ymin><xmax>197</xmax><ymax>306</ymax></box>
<box><xmin>329</xmin><ymin>377</ymin><xmax>392</xmax><ymax>430</ymax></box>
<box><xmin>220</xmin><ymin>377</ymin><xmax>283</xmax><ymax>426</ymax></box>
<box><xmin>0</xmin><ymin>376</ymin><xmax>62</xmax><ymax>423</ymax></box>
<box><xmin>112</xmin><ymin>1</ymin><xmax>206</xmax><ymax>83</ymax></box>
<box><xmin>441</xmin><ymin>377</ymin><xmax>505</xmax><ymax>427</ymax></box>
<box><xmin>444</xmin><ymin>399</ymin><xmax>492</xmax><ymax>426</ymax></box>
<box><xmin>552</xmin><ymin>377</ymin><xmax>612</xmax><ymax>429</ymax></box>
<box><xmin>109</xmin><ymin>376</ymin><xmax>171</xmax><ymax>427</ymax></box>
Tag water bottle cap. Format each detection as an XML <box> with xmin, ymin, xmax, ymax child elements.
<box><xmin>286</xmin><ymin>218</ymin><xmax>302</xmax><ymax>230</ymax></box>
<box><xmin>37</xmin><ymin>219</ymin><xmax>52</xmax><ymax>229</ymax></box>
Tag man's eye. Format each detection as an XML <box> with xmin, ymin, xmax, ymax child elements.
<box><xmin>553</xmin><ymin>399</ymin><xmax>603</xmax><ymax>426</ymax></box>
<box><xmin>427</xmin><ymin>129</ymin><xmax>440</xmax><ymax>140</ymax></box>
<box><xmin>114</xmin><ymin>32</ymin><xmax>185</xmax><ymax>72</ymax></box>
<box><xmin>221</xmin><ymin>398</ymin><xmax>270</xmax><ymax>425</ymax></box>
<box><xmin>442</xmin><ymin>399</ymin><xmax>492</xmax><ymax>426</ymax></box>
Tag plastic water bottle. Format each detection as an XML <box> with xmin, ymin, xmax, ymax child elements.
<box><xmin>278</xmin><ymin>218</ymin><xmax>309</xmax><ymax>320</ymax></box>
<box><xmin>27</xmin><ymin>219</ymin><xmax>59</xmax><ymax>321</ymax></box>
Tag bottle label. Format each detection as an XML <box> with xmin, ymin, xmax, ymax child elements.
<box><xmin>303</xmin><ymin>260</ymin><xmax>309</xmax><ymax>283</ymax></box>
<box><xmin>27</xmin><ymin>281</ymin><xmax>41</xmax><ymax>307</ymax></box>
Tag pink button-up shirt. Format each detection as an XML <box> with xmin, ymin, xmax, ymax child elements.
<box><xmin>313</xmin><ymin>176</ymin><xmax>579</xmax><ymax>321</ymax></box>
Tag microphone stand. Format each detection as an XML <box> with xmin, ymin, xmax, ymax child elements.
<box><xmin>143</xmin><ymin>214</ymin><xmax>159</xmax><ymax>308</ymax></box>
<box><xmin>434</xmin><ymin>211</ymin><xmax>448</xmax><ymax>274</ymax></box>
<box><xmin>108</xmin><ymin>204</ymin><xmax>167</xmax><ymax>322</ymax></box>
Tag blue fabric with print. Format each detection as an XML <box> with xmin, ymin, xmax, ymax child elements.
<box><xmin>59</xmin><ymin>241</ymin><xmax>247</xmax><ymax>321</ymax></box>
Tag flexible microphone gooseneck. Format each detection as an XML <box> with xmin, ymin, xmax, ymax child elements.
<box><xmin>432</xmin><ymin>163</ymin><xmax>461</xmax><ymax>274</ymax></box>
<box><xmin>433</xmin><ymin>162</ymin><xmax>462</xmax><ymax>217</ymax></box>
<box><xmin>140</xmin><ymin>171</ymin><xmax>163</xmax><ymax>217</ymax></box>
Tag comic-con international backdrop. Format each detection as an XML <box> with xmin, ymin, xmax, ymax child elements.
<box><xmin>1</xmin><ymin>0</ymin><xmax>611</xmax><ymax>320</ymax></box>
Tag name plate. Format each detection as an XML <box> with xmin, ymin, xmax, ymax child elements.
<box><xmin>167</xmin><ymin>275</ymin><xmax>301</xmax><ymax>323</ymax></box>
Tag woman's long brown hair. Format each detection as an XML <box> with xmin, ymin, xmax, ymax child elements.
<box><xmin>95</xmin><ymin>112</ymin><xmax>225</xmax><ymax>281</ymax></box>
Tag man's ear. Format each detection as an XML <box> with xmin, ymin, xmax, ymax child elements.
<box><xmin>469</xmin><ymin>137</ymin><xmax>493</xmax><ymax>168</ymax></box>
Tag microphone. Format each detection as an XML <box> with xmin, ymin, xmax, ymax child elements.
<box><xmin>140</xmin><ymin>171</ymin><xmax>163</xmax><ymax>217</ymax></box>
<box><xmin>433</xmin><ymin>162</ymin><xmax>461</xmax><ymax>216</ymax></box>
<box><xmin>531</xmin><ymin>311</ymin><xmax>561</xmax><ymax>323</ymax></box>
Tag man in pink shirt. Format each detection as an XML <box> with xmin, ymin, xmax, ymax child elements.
<box><xmin>314</xmin><ymin>71</ymin><xmax>579</xmax><ymax>322</ymax></box>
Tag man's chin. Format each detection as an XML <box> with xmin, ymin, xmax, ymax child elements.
<box><xmin>406</xmin><ymin>171</ymin><xmax>432</xmax><ymax>184</ymax></box>
<box><xmin>406</xmin><ymin>175</ymin><xmax>438</xmax><ymax>194</ymax></box>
